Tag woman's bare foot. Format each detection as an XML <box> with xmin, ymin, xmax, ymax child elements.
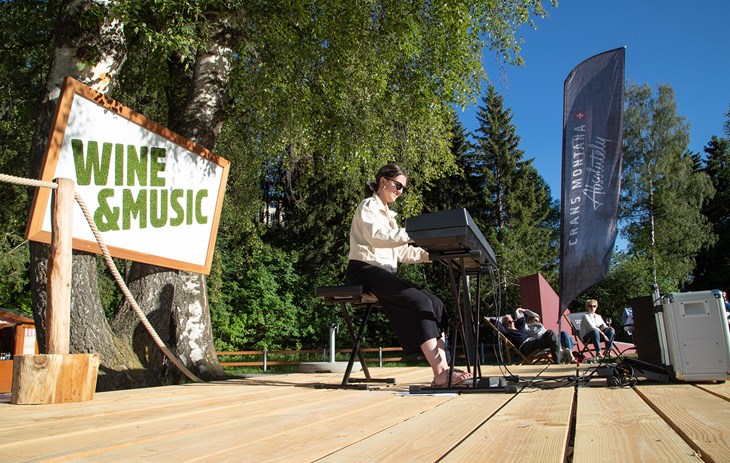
<box><xmin>432</xmin><ymin>368</ymin><xmax>473</xmax><ymax>387</ymax></box>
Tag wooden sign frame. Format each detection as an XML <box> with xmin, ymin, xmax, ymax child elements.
<box><xmin>26</xmin><ymin>77</ymin><xmax>230</xmax><ymax>275</ymax></box>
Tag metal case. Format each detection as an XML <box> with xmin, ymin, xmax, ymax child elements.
<box><xmin>660</xmin><ymin>290</ymin><xmax>730</xmax><ymax>381</ymax></box>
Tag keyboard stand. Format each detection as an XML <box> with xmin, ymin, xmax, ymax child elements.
<box><xmin>409</xmin><ymin>252</ymin><xmax>510</xmax><ymax>393</ymax></box>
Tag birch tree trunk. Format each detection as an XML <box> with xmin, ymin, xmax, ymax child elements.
<box><xmin>28</xmin><ymin>0</ymin><xmax>147</xmax><ymax>391</ymax></box>
<box><xmin>111</xmin><ymin>13</ymin><xmax>235</xmax><ymax>382</ymax></box>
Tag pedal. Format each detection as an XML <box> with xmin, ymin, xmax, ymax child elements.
<box><xmin>477</xmin><ymin>376</ymin><xmax>507</xmax><ymax>388</ymax></box>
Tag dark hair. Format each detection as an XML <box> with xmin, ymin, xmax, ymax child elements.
<box><xmin>364</xmin><ymin>163</ymin><xmax>408</xmax><ymax>197</ymax></box>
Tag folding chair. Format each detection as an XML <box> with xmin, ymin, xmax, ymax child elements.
<box><xmin>564</xmin><ymin>312</ymin><xmax>633</xmax><ymax>360</ymax></box>
<box><xmin>564</xmin><ymin>312</ymin><xmax>594</xmax><ymax>360</ymax></box>
<box><xmin>484</xmin><ymin>317</ymin><xmax>551</xmax><ymax>365</ymax></box>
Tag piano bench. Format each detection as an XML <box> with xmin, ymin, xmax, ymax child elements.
<box><xmin>315</xmin><ymin>285</ymin><xmax>378</xmax><ymax>306</ymax></box>
<box><xmin>315</xmin><ymin>285</ymin><xmax>394</xmax><ymax>390</ymax></box>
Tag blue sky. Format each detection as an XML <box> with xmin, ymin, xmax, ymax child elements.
<box><xmin>458</xmin><ymin>0</ymin><xmax>730</xmax><ymax>201</ymax></box>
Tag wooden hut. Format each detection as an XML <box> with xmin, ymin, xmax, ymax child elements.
<box><xmin>0</xmin><ymin>309</ymin><xmax>38</xmax><ymax>393</ymax></box>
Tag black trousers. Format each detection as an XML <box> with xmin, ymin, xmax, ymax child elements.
<box><xmin>519</xmin><ymin>329</ymin><xmax>560</xmax><ymax>363</ymax></box>
<box><xmin>346</xmin><ymin>260</ymin><xmax>449</xmax><ymax>355</ymax></box>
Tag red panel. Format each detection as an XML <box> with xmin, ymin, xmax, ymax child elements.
<box><xmin>519</xmin><ymin>273</ymin><xmax>560</xmax><ymax>333</ymax></box>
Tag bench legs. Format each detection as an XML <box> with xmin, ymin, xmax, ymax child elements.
<box><xmin>317</xmin><ymin>301</ymin><xmax>396</xmax><ymax>390</ymax></box>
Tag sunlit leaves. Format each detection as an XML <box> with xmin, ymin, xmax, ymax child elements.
<box><xmin>621</xmin><ymin>83</ymin><xmax>716</xmax><ymax>290</ymax></box>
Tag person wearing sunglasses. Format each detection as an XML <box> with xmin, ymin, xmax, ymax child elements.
<box><xmin>524</xmin><ymin>312</ymin><xmax>576</xmax><ymax>364</ymax></box>
<box><xmin>346</xmin><ymin>163</ymin><xmax>472</xmax><ymax>387</ymax></box>
<box><xmin>579</xmin><ymin>299</ymin><xmax>615</xmax><ymax>360</ymax></box>
<box><xmin>488</xmin><ymin>309</ymin><xmax>564</xmax><ymax>364</ymax></box>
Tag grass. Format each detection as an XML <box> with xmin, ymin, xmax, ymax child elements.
<box><xmin>223</xmin><ymin>360</ymin><xmax>428</xmax><ymax>376</ymax></box>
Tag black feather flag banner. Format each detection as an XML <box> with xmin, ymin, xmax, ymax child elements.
<box><xmin>559</xmin><ymin>47</ymin><xmax>626</xmax><ymax>315</ymax></box>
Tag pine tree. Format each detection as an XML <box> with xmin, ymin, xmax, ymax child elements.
<box><xmin>689</xmin><ymin>135</ymin><xmax>730</xmax><ymax>291</ymax></box>
<box><xmin>470</xmin><ymin>85</ymin><xmax>557</xmax><ymax>306</ymax></box>
<box><xmin>421</xmin><ymin>111</ymin><xmax>477</xmax><ymax>212</ymax></box>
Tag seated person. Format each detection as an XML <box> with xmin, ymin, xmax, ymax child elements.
<box><xmin>489</xmin><ymin>308</ymin><xmax>566</xmax><ymax>364</ymax></box>
<box><xmin>345</xmin><ymin>163</ymin><xmax>472</xmax><ymax>387</ymax></box>
<box><xmin>523</xmin><ymin>311</ymin><xmax>575</xmax><ymax>363</ymax></box>
<box><xmin>621</xmin><ymin>307</ymin><xmax>634</xmax><ymax>336</ymax></box>
<box><xmin>579</xmin><ymin>299</ymin><xmax>615</xmax><ymax>359</ymax></box>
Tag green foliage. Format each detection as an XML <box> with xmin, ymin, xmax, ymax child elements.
<box><xmin>112</xmin><ymin>39</ymin><xmax>172</xmax><ymax>126</ymax></box>
<box><xmin>0</xmin><ymin>234</ymin><xmax>32</xmax><ymax>314</ymax></box>
<box><xmin>211</xmin><ymin>241</ymin><xmax>304</xmax><ymax>351</ymax></box>
<box><xmin>0</xmin><ymin>2</ymin><xmax>591</xmax><ymax>369</ymax></box>
<box><xmin>263</xmin><ymin>158</ymin><xmax>358</xmax><ymax>275</ymax></box>
<box><xmin>0</xmin><ymin>0</ymin><xmax>61</xmax><ymax>314</ymax></box>
<box><xmin>621</xmin><ymin>83</ymin><xmax>716</xmax><ymax>291</ymax></box>
<box><xmin>219</xmin><ymin>0</ymin><xmax>558</xmax><ymax>205</ymax></box>
<box><xmin>421</xmin><ymin>112</ymin><xmax>479</xmax><ymax>212</ymax></box>
<box><xmin>0</xmin><ymin>0</ymin><xmax>56</xmax><ymax>232</ymax></box>
<box><xmin>576</xmin><ymin>252</ymin><xmax>654</xmax><ymax>326</ymax></box>
<box><xmin>467</xmin><ymin>85</ymin><xmax>558</xmax><ymax>307</ymax></box>
<box><xmin>96</xmin><ymin>256</ymin><xmax>125</xmax><ymax>320</ymax></box>
<box><xmin>201</xmin><ymin>0</ymin><xmax>561</xmax><ymax>350</ymax></box>
<box><xmin>689</xmin><ymin>135</ymin><xmax>730</xmax><ymax>291</ymax></box>
<box><xmin>112</xmin><ymin>0</ymin><xmax>212</xmax><ymax>65</ymax></box>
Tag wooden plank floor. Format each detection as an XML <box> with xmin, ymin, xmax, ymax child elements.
<box><xmin>0</xmin><ymin>364</ymin><xmax>728</xmax><ymax>462</ymax></box>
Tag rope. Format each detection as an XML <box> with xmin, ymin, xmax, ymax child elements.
<box><xmin>1</xmin><ymin>173</ymin><xmax>202</xmax><ymax>383</ymax></box>
<box><xmin>74</xmin><ymin>192</ymin><xmax>202</xmax><ymax>382</ymax></box>
<box><xmin>0</xmin><ymin>173</ymin><xmax>57</xmax><ymax>189</ymax></box>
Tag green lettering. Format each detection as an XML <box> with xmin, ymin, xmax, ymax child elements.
<box><xmin>149</xmin><ymin>148</ymin><xmax>166</xmax><ymax>187</ymax></box>
<box><xmin>72</xmin><ymin>139</ymin><xmax>112</xmax><ymax>186</ymax></box>
<box><xmin>126</xmin><ymin>145</ymin><xmax>148</xmax><ymax>186</ymax></box>
<box><xmin>186</xmin><ymin>189</ymin><xmax>194</xmax><ymax>225</ymax></box>
<box><xmin>150</xmin><ymin>189</ymin><xmax>168</xmax><ymax>228</ymax></box>
<box><xmin>122</xmin><ymin>189</ymin><xmax>147</xmax><ymax>230</ymax></box>
<box><xmin>170</xmin><ymin>189</ymin><xmax>184</xmax><ymax>226</ymax></box>
<box><xmin>94</xmin><ymin>189</ymin><xmax>120</xmax><ymax>231</ymax></box>
<box><xmin>114</xmin><ymin>143</ymin><xmax>124</xmax><ymax>186</ymax></box>
<box><xmin>195</xmin><ymin>190</ymin><xmax>208</xmax><ymax>224</ymax></box>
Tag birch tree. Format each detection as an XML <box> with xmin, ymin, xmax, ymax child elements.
<box><xmin>620</xmin><ymin>83</ymin><xmax>715</xmax><ymax>292</ymax></box>
<box><xmin>24</xmin><ymin>0</ymin><xmax>143</xmax><ymax>390</ymax></box>
<box><xmin>110</xmin><ymin>10</ymin><xmax>237</xmax><ymax>382</ymax></box>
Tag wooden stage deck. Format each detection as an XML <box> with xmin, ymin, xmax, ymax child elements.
<box><xmin>1</xmin><ymin>364</ymin><xmax>728</xmax><ymax>462</ymax></box>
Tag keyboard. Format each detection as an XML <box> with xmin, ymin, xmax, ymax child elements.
<box><xmin>405</xmin><ymin>208</ymin><xmax>496</xmax><ymax>269</ymax></box>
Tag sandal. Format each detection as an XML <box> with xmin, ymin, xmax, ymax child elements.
<box><xmin>431</xmin><ymin>368</ymin><xmax>473</xmax><ymax>388</ymax></box>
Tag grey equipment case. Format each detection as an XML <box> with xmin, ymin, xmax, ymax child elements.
<box><xmin>659</xmin><ymin>290</ymin><xmax>730</xmax><ymax>382</ymax></box>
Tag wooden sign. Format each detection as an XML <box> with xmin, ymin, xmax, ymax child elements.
<box><xmin>26</xmin><ymin>77</ymin><xmax>229</xmax><ymax>274</ymax></box>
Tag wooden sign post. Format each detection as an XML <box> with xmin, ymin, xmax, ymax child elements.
<box><xmin>47</xmin><ymin>177</ymin><xmax>73</xmax><ymax>354</ymax></box>
<box><xmin>12</xmin><ymin>178</ymin><xmax>100</xmax><ymax>405</ymax></box>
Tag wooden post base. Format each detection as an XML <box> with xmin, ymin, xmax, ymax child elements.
<box><xmin>11</xmin><ymin>353</ymin><xmax>100</xmax><ymax>405</ymax></box>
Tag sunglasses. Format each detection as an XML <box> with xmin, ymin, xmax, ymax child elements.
<box><xmin>386</xmin><ymin>178</ymin><xmax>407</xmax><ymax>192</ymax></box>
